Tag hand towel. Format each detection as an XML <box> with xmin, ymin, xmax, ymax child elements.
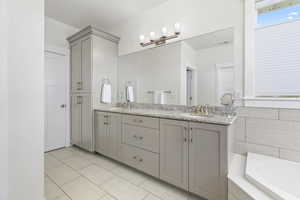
<box><xmin>126</xmin><ymin>86</ymin><xmax>135</xmax><ymax>102</ymax></box>
<box><xmin>101</xmin><ymin>83</ymin><xmax>112</xmax><ymax>104</ymax></box>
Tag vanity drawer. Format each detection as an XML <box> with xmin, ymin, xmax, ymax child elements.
<box><xmin>121</xmin><ymin>144</ymin><xmax>159</xmax><ymax>177</ymax></box>
<box><xmin>122</xmin><ymin>124</ymin><xmax>159</xmax><ymax>153</ymax></box>
<box><xmin>123</xmin><ymin>115</ymin><xmax>159</xmax><ymax>129</ymax></box>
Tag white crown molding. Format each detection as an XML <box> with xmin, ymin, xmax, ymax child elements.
<box><xmin>67</xmin><ymin>25</ymin><xmax>120</xmax><ymax>44</ymax></box>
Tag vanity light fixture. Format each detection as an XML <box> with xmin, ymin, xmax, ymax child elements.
<box><xmin>139</xmin><ymin>23</ymin><xmax>181</xmax><ymax>47</ymax></box>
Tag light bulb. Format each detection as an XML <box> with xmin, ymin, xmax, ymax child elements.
<box><xmin>139</xmin><ymin>35</ymin><xmax>145</xmax><ymax>43</ymax></box>
<box><xmin>161</xmin><ymin>27</ymin><xmax>168</xmax><ymax>37</ymax></box>
<box><xmin>150</xmin><ymin>32</ymin><xmax>156</xmax><ymax>41</ymax></box>
<box><xmin>174</xmin><ymin>22</ymin><xmax>181</xmax><ymax>34</ymax></box>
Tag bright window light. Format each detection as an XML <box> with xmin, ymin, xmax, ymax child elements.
<box><xmin>257</xmin><ymin>3</ymin><xmax>300</xmax><ymax>27</ymax></box>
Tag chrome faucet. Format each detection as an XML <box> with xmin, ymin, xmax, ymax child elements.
<box><xmin>196</xmin><ymin>104</ymin><xmax>210</xmax><ymax>116</ymax></box>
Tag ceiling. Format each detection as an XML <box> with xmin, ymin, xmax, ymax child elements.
<box><xmin>45</xmin><ymin>0</ymin><xmax>169</xmax><ymax>30</ymax></box>
<box><xmin>185</xmin><ymin>28</ymin><xmax>234</xmax><ymax>50</ymax></box>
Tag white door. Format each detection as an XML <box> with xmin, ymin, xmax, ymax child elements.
<box><xmin>45</xmin><ymin>50</ymin><xmax>68</xmax><ymax>152</ymax></box>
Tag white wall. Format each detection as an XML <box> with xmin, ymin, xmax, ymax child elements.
<box><xmin>180</xmin><ymin>41</ymin><xmax>197</xmax><ymax>105</ymax></box>
<box><xmin>108</xmin><ymin>0</ymin><xmax>244</xmax><ymax>98</ymax></box>
<box><xmin>45</xmin><ymin>16</ymin><xmax>78</xmax><ymax>48</ymax></box>
<box><xmin>0</xmin><ymin>0</ymin><xmax>8</xmax><ymax>199</ymax></box>
<box><xmin>118</xmin><ymin>42</ymin><xmax>181</xmax><ymax>104</ymax></box>
<box><xmin>4</xmin><ymin>0</ymin><xmax>45</xmax><ymax>199</ymax></box>
<box><xmin>196</xmin><ymin>43</ymin><xmax>234</xmax><ymax>105</ymax></box>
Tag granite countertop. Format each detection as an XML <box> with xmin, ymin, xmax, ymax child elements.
<box><xmin>94</xmin><ymin>106</ymin><xmax>236</xmax><ymax>126</ymax></box>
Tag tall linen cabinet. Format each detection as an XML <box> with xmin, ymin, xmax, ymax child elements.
<box><xmin>68</xmin><ymin>26</ymin><xmax>119</xmax><ymax>152</ymax></box>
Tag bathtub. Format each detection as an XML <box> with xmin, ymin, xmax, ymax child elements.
<box><xmin>228</xmin><ymin>153</ymin><xmax>300</xmax><ymax>200</ymax></box>
<box><xmin>246</xmin><ymin>153</ymin><xmax>300</xmax><ymax>200</ymax></box>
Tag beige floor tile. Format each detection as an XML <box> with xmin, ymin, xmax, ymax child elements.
<box><xmin>100</xmin><ymin>194</ymin><xmax>117</xmax><ymax>200</ymax></box>
<box><xmin>144</xmin><ymin>194</ymin><xmax>162</xmax><ymax>200</ymax></box>
<box><xmin>45</xmin><ymin>154</ymin><xmax>64</xmax><ymax>172</ymax></box>
<box><xmin>140</xmin><ymin>178</ymin><xmax>190</xmax><ymax>200</ymax></box>
<box><xmin>46</xmin><ymin>165</ymin><xmax>80</xmax><ymax>186</ymax></box>
<box><xmin>100</xmin><ymin>177</ymin><xmax>148</xmax><ymax>200</ymax></box>
<box><xmin>44</xmin><ymin>177</ymin><xmax>65</xmax><ymax>200</ymax></box>
<box><xmin>112</xmin><ymin>165</ymin><xmax>148</xmax><ymax>185</ymax></box>
<box><xmin>91</xmin><ymin>155</ymin><xmax>120</xmax><ymax>171</ymax></box>
<box><xmin>61</xmin><ymin>177</ymin><xmax>106</xmax><ymax>200</ymax></box>
<box><xmin>80</xmin><ymin>165</ymin><xmax>116</xmax><ymax>186</ymax></box>
<box><xmin>63</xmin><ymin>155</ymin><xmax>93</xmax><ymax>170</ymax></box>
<box><xmin>70</xmin><ymin>147</ymin><xmax>99</xmax><ymax>160</ymax></box>
<box><xmin>50</xmin><ymin>148</ymin><xmax>77</xmax><ymax>161</ymax></box>
<box><xmin>55</xmin><ymin>195</ymin><xmax>72</xmax><ymax>200</ymax></box>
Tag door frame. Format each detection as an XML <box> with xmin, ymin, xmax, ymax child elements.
<box><xmin>45</xmin><ymin>44</ymin><xmax>71</xmax><ymax>149</ymax></box>
<box><xmin>215</xmin><ymin>63</ymin><xmax>234</xmax><ymax>104</ymax></box>
<box><xmin>185</xmin><ymin>66</ymin><xmax>197</xmax><ymax>106</ymax></box>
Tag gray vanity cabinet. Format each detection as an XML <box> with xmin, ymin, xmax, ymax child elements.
<box><xmin>94</xmin><ymin>111</ymin><xmax>122</xmax><ymax>160</ymax></box>
<box><xmin>160</xmin><ymin>119</ymin><xmax>229</xmax><ymax>200</ymax></box>
<box><xmin>159</xmin><ymin>119</ymin><xmax>189</xmax><ymax>190</ymax></box>
<box><xmin>71</xmin><ymin>94</ymin><xmax>93</xmax><ymax>151</ymax></box>
<box><xmin>68</xmin><ymin>26</ymin><xmax>119</xmax><ymax>152</ymax></box>
<box><xmin>70</xmin><ymin>41</ymin><xmax>82</xmax><ymax>92</ymax></box>
<box><xmin>189</xmin><ymin>122</ymin><xmax>227</xmax><ymax>200</ymax></box>
<box><xmin>70</xmin><ymin>37</ymin><xmax>92</xmax><ymax>93</ymax></box>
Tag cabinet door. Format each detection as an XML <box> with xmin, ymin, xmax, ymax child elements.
<box><xmin>189</xmin><ymin>122</ymin><xmax>225</xmax><ymax>200</ymax></box>
<box><xmin>81</xmin><ymin>95</ymin><xmax>93</xmax><ymax>151</ymax></box>
<box><xmin>81</xmin><ymin>38</ymin><xmax>92</xmax><ymax>92</ymax></box>
<box><xmin>71</xmin><ymin>95</ymin><xmax>82</xmax><ymax>146</ymax></box>
<box><xmin>70</xmin><ymin>42</ymin><xmax>82</xmax><ymax>92</ymax></box>
<box><xmin>95</xmin><ymin>112</ymin><xmax>108</xmax><ymax>154</ymax></box>
<box><xmin>106</xmin><ymin>113</ymin><xmax>122</xmax><ymax>160</ymax></box>
<box><xmin>160</xmin><ymin>119</ymin><xmax>189</xmax><ymax>190</ymax></box>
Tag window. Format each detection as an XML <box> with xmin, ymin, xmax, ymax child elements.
<box><xmin>254</xmin><ymin>0</ymin><xmax>300</xmax><ymax>97</ymax></box>
<box><xmin>257</xmin><ymin>1</ymin><xmax>300</xmax><ymax>27</ymax></box>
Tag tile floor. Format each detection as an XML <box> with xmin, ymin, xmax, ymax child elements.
<box><xmin>45</xmin><ymin>146</ymin><xmax>204</xmax><ymax>200</ymax></box>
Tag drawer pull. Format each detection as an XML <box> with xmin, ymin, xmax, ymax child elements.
<box><xmin>133</xmin><ymin>156</ymin><xmax>137</xmax><ymax>160</ymax></box>
<box><xmin>133</xmin><ymin>119</ymin><xmax>143</xmax><ymax>123</ymax></box>
<box><xmin>76</xmin><ymin>81</ymin><xmax>82</xmax><ymax>90</ymax></box>
<box><xmin>104</xmin><ymin>122</ymin><xmax>109</xmax><ymax>125</ymax></box>
<box><xmin>139</xmin><ymin>158</ymin><xmax>143</xmax><ymax>162</ymax></box>
<box><xmin>133</xmin><ymin>135</ymin><xmax>144</xmax><ymax>140</ymax></box>
<box><xmin>104</xmin><ymin>115</ymin><xmax>108</xmax><ymax>118</ymax></box>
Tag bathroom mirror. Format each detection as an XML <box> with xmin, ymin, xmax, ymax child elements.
<box><xmin>117</xmin><ymin>28</ymin><xmax>235</xmax><ymax>106</ymax></box>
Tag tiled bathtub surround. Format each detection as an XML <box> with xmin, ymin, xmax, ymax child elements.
<box><xmin>234</xmin><ymin>107</ymin><xmax>300</xmax><ymax>163</ymax></box>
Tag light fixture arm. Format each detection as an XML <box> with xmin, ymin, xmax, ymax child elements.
<box><xmin>139</xmin><ymin>23</ymin><xmax>181</xmax><ymax>47</ymax></box>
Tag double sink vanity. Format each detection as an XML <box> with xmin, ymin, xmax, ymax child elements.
<box><xmin>93</xmin><ymin>106</ymin><xmax>235</xmax><ymax>200</ymax></box>
<box><xmin>68</xmin><ymin>26</ymin><xmax>237</xmax><ymax>200</ymax></box>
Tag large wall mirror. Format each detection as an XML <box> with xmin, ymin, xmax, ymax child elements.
<box><xmin>117</xmin><ymin>28</ymin><xmax>235</xmax><ymax>106</ymax></box>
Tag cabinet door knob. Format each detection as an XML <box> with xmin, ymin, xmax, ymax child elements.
<box><xmin>139</xmin><ymin>158</ymin><xmax>143</xmax><ymax>162</ymax></box>
<box><xmin>139</xmin><ymin>136</ymin><xmax>144</xmax><ymax>140</ymax></box>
